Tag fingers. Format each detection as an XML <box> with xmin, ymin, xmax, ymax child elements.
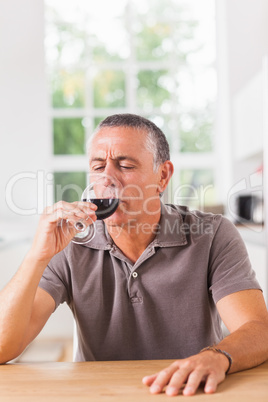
<box><xmin>142</xmin><ymin>356</ymin><xmax>224</xmax><ymax>397</ymax></box>
<box><xmin>143</xmin><ymin>362</ymin><xmax>183</xmax><ymax>396</ymax></box>
<box><xmin>44</xmin><ymin>201</ymin><xmax>98</xmax><ymax>225</ymax></box>
<box><xmin>203</xmin><ymin>374</ymin><xmax>218</xmax><ymax>394</ymax></box>
<box><xmin>164</xmin><ymin>364</ymin><xmax>192</xmax><ymax>396</ymax></box>
<box><xmin>142</xmin><ymin>374</ymin><xmax>157</xmax><ymax>386</ymax></box>
<box><xmin>181</xmin><ymin>369</ymin><xmax>206</xmax><ymax>396</ymax></box>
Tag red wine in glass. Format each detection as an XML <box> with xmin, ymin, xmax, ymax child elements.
<box><xmin>83</xmin><ymin>198</ymin><xmax>119</xmax><ymax>220</ymax></box>
<box><xmin>61</xmin><ymin>175</ymin><xmax>122</xmax><ymax>245</ymax></box>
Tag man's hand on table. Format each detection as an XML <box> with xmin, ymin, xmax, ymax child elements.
<box><xmin>142</xmin><ymin>350</ymin><xmax>229</xmax><ymax>396</ymax></box>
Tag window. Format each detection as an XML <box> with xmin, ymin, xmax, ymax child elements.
<box><xmin>45</xmin><ymin>0</ymin><xmax>217</xmax><ymax>208</ymax></box>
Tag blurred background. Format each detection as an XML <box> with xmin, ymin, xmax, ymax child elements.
<box><xmin>0</xmin><ymin>0</ymin><xmax>267</xmax><ymax>361</ymax></box>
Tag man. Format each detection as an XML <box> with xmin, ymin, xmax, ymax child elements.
<box><xmin>0</xmin><ymin>113</ymin><xmax>268</xmax><ymax>397</ymax></box>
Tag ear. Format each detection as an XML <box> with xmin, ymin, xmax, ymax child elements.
<box><xmin>157</xmin><ymin>161</ymin><xmax>174</xmax><ymax>194</ymax></box>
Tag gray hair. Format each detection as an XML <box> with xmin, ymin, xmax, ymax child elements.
<box><xmin>88</xmin><ymin>113</ymin><xmax>170</xmax><ymax>171</ymax></box>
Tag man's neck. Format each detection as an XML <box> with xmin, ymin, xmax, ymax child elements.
<box><xmin>106</xmin><ymin>214</ymin><xmax>161</xmax><ymax>263</ymax></box>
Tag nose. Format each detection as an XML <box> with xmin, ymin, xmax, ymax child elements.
<box><xmin>103</xmin><ymin>161</ymin><xmax>124</xmax><ymax>198</ymax></box>
<box><xmin>104</xmin><ymin>160</ymin><xmax>121</xmax><ymax>183</ymax></box>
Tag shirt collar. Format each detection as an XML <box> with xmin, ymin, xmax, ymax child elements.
<box><xmin>152</xmin><ymin>203</ymin><xmax>188</xmax><ymax>247</ymax></box>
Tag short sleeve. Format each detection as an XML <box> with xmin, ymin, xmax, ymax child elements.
<box><xmin>208</xmin><ymin>217</ymin><xmax>261</xmax><ymax>304</ymax></box>
<box><xmin>38</xmin><ymin>249</ymin><xmax>72</xmax><ymax>310</ymax></box>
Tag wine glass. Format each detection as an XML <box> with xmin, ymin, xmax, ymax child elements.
<box><xmin>61</xmin><ymin>174</ymin><xmax>121</xmax><ymax>245</ymax></box>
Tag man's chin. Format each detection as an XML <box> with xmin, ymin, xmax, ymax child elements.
<box><xmin>103</xmin><ymin>212</ymin><xmax>127</xmax><ymax>227</ymax></box>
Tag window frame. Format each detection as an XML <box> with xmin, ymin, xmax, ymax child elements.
<box><xmin>46</xmin><ymin>0</ymin><xmax>221</xmax><ymax>207</ymax></box>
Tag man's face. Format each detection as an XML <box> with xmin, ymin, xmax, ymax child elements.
<box><xmin>88</xmin><ymin>126</ymin><xmax>163</xmax><ymax>227</ymax></box>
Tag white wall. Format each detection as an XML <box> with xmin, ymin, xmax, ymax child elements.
<box><xmin>225</xmin><ymin>0</ymin><xmax>268</xmax><ymax>186</ymax></box>
<box><xmin>0</xmin><ymin>0</ymin><xmax>73</xmax><ymax>338</ymax></box>
<box><xmin>0</xmin><ymin>0</ymin><xmax>51</xmax><ymax>227</ymax></box>
<box><xmin>226</xmin><ymin>0</ymin><xmax>268</xmax><ymax>97</ymax></box>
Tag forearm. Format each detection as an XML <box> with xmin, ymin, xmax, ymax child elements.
<box><xmin>0</xmin><ymin>251</ymin><xmax>48</xmax><ymax>362</ymax></box>
<box><xmin>0</xmin><ymin>201</ymin><xmax>93</xmax><ymax>363</ymax></box>
<box><xmin>216</xmin><ymin>320</ymin><xmax>268</xmax><ymax>373</ymax></box>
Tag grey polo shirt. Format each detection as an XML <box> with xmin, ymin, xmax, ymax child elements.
<box><xmin>39</xmin><ymin>203</ymin><xmax>261</xmax><ymax>361</ymax></box>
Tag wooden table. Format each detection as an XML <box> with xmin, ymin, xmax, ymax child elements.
<box><xmin>0</xmin><ymin>359</ymin><xmax>268</xmax><ymax>401</ymax></box>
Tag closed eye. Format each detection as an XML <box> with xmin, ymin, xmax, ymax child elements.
<box><xmin>120</xmin><ymin>165</ymin><xmax>134</xmax><ymax>170</ymax></box>
<box><xmin>91</xmin><ymin>165</ymin><xmax>105</xmax><ymax>171</ymax></box>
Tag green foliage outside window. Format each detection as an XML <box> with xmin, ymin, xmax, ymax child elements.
<box><xmin>135</xmin><ymin>23</ymin><xmax>173</xmax><ymax>62</ymax></box>
<box><xmin>53</xmin><ymin>118</ymin><xmax>85</xmax><ymax>155</ymax></box>
<box><xmin>137</xmin><ymin>70</ymin><xmax>171</xmax><ymax>109</ymax></box>
<box><xmin>54</xmin><ymin>171</ymin><xmax>86</xmax><ymax>203</ymax></box>
<box><xmin>93</xmin><ymin>70</ymin><xmax>126</xmax><ymax>108</ymax></box>
<box><xmin>52</xmin><ymin>70</ymin><xmax>85</xmax><ymax>108</ymax></box>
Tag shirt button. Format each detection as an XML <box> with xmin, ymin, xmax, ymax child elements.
<box><xmin>132</xmin><ymin>272</ymin><xmax>138</xmax><ymax>278</ymax></box>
